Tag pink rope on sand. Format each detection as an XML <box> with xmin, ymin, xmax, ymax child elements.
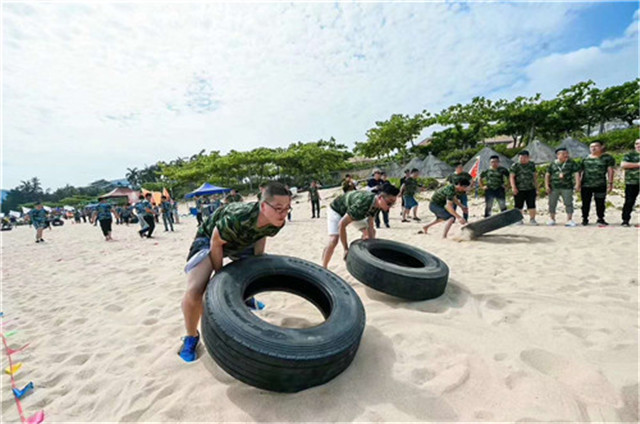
<box><xmin>2</xmin><ymin>331</ymin><xmax>44</xmax><ymax>424</ymax></box>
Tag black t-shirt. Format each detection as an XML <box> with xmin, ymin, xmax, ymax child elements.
<box><xmin>367</xmin><ymin>178</ymin><xmax>383</xmax><ymax>193</ymax></box>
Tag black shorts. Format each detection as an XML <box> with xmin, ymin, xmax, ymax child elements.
<box><xmin>514</xmin><ymin>189</ymin><xmax>536</xmax><ymax>209</ymax></box>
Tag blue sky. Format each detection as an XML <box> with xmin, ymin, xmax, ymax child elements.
<box><xmin>2</xmin><ymin>2</ymin><xmax>638</xmax><ymax>191</ymax></box>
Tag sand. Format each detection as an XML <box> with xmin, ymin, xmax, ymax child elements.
<box><xmin>1</xmin><ymin>188</ymin><xmax>638</xmax><ymax>422</ymax></box>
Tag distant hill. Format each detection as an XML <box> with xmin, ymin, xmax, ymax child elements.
<box><xmin>109</xmin><ymin>178</ymin><xmax>131</xmax><ymax>187</ymax></box>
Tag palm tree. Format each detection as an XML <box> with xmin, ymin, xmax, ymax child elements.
<box><xmin>126</xmin><ymin>168</ymin><xmax>139</xmax><ymax>187</ymax></box>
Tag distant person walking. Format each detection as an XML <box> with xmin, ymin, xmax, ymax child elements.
<box><xmin>29</xmin><ymin>201</ymin><xmax>48</xmax><ymax>243</ymax></box>
<box><xmin>342</xmin><ymin>174</ymin><xmax>357</xmax><ymax>193</ymax></box>
<box><xmin>400</xmin><ymin>168</ymin><xmax>422</xmax><ymax>222</ymax></box>
<box><xmin>446</xmin><ymin>163</ymin><xmax>472</xmax><ymax>221</ymax></box>
<box><xmin>620</xmin><ymin>139</ymin><xmax>640</xmax><ymax>227</ymax></box>
<box><xmin>225</xmin><ymin>189</ymin><xmax>243</xmax><ymax>204</ymax></box>
<box><xmin>308</xmin><ymin>180</ymin><xmax>321</xmax><ymax>218</ymax></box>
<box><xmin>161</xmin><ymin>195</ymin><xmax>175</xmax><ymax>232</ymax></box>
<box><xmin>92</xmin><ymin>198</ymin><xmax>119</xmax><ymax>241</ymax></box>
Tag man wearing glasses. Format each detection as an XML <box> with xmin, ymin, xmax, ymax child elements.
<box><xmin>178</xmin><ymin>182</ymin><xmax>292</xmax><ymax>362</ymax></box>
<box><xmin>322</xmin><ymin>184</ymin><xmax>400</xmax><ymax>268</ymax></box>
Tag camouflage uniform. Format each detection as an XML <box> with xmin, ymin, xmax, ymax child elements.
<box><xmin>510</xmin><ymin>161</ymin><xmax>537</xmax><ymax>210</ymax></box>
<box><xmin>192</xmin><ymin>201</ymin><xmax>283</xmax><ymax>259</ymax></box>
<box><xmin>225</xmin><ymin>193</ymin><xmax>243</xmax><ymax>203</ymax></box>
<box><xmin>622</xmin><ymin>151</ymin><xmax>640</xmax><ymax>224</ymax></box>
<box><xmin>330</xmin><ymin>191</ymin><xmax>379</xmax><ymax>221</ymax></box>
<box><xmin>579</xmin><ymin>154</ymin><xmax>616</xmax><ymax>223</ymax></box>
<box><xmin>402</xmin><ymin>177</ymin><xmax>419</xmax><ymax>211</ymax></box>
<box><xmin>309</xmin><ymin>186</ymin><xmax>320</xmax><ymax>218</ymax></box>
<box><xmin>342</xmin><ymin>179</ymin><xmax>356</xmax><ymax>193</ymax></box>
<box><xmin>546</xmin><ymin>159</ymin><xmax>579</xmax><ymax>215</ymax></box>
<box><xmin>429</xmin><ymin>185</ymin><xmax>457</xmax><ymax>220</ymax></box>
<box><xmin>480</xmin><ymin>167</ymin><xmax>509</xmax><ymax>217</ymax></box>
<box><xmin>446</xmin><ymin>171</ymin><xmax>472</xmax><ymax>220</ymax></box>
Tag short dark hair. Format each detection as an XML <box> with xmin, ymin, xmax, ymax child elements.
<box><xmin>590</xmin><ymin>139</ymin><xmax>604</xmax><ymax>146</ymax></box>
<box><xmin>381</xmin><ymin>172</ymin><xmax>386</xmax><ymax>176</ymax></box>
<box><xmin>490</xmin><ymin>155</ymin><xmax>499</xmax><ymax>160</ymax></box>
<box><xmin>456</xmin><ymin>163</ymin><xmax>464</xmax><ymax>167</ymax></box>
<box><xmin>259</xmin><ymin>182</ymin><xmax>267</xmax><ymax>188</ymax></box>
<box><xmin>345</xmin><ymin>174</ymin><xmax>351</xmax><ymax>178</ymax></box>
<box><xmin>555</xmin><ymin>147</ymin><xmax>567</xmax><ymax>153</ymax></box>
<box><xmin>161</xmin><ymin>195</ymin><xmax>167</xmax><ymax>200</ymax></box>
<box><xmin>381</xmin><ymin>183</ymin><xmax>400</xmax><ymax>197</ymax></box>
<box><xmin>411</xmin><ymin>168</ymin><xmax>419</xmax><ymax>173</ymax></box>
<box><xmin>404</xmin><ymin>169</ymin><xmax>410</xmax><ymax>174</ymax></box>
<box><xmin>456</xmin><ymin>180</ymin><xmax>471</xmax><ymax>187</ymax></box>
<box><xmin>139</xmin><ymin>195</ymin><xmax>145</xmax><ymax>200</ymax></box>
<box><xmin>518</xmin><ymin>150</ymin><xmax>530</xmax><ymax>156</ymax></box>
<box><xmin>264</xmin><ymin>182</ymin><xmax>291</xmax><ymax>201</ymax></box>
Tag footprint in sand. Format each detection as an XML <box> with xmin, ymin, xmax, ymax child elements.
<box><xmin>519</xmin><ymin>348</ymin><xmax>619</xmax><ymax>405</ymax></box>
<box><xmin>104</xmin><ymin>304</ymin><xmax>123</xmax><ymax>312</ymax></box>
<box><xmin>66</xmin><ymin>353</ymin><xmax>91</xmax><ymax>366</ymax></box>
<box><xmin>142</xmin><ymin>318</ymin><xmax>158</xmax><ymax>326</ymax></box>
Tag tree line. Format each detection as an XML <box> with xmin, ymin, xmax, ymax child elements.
<box><xmin>2</xmin><ymin>78</ymin><xmax>637</xmax><ymax>213</ymax></box>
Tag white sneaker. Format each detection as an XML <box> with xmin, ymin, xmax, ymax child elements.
<box><xmin>565</xmin><ymin>220</ymin><xmax>577</xmax><ymax>227</ymax></box>
<box><xmin>530</xmin><ymin>219</ymin><xmax>538</xmax><ymax>226</ymax></box>
<box><xmin>547</xmin><ymin>220</ymin><xmax>556</xmax><ymax>226</ymax></box>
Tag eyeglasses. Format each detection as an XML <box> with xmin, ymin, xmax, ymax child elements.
<box><xmin>264</xmin><ymin>201</ymin><xmax>292</xmax><ymax>215</ymax></box>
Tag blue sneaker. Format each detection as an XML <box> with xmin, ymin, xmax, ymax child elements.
<box><xmin>178</xmin><ymin>333</ymin><xmax>199</xmax><ymax>362</ymax></box>
<box><xmin>245</xmin><ymin>297</ymin><xmax>265</xmax><ymax>311</ymax></box>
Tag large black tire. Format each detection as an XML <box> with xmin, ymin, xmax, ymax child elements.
<box><xmin>130</xmin><ymin>216</ymin><xmax>139</xmax><ymax>224</ymax></box>
<box><xmin>51</xmin><ymin>219</ymin><xmax>64</xmax><ymax>227</ymax></box>
<box><xmin>463</xmin><ymin>208</ymin><xmax>523</xmax><ymax>238</ymax></box>
<box><xmin>346</xmin><ymin>239</ymin><xmax>449</xmax><ymax>301</ymax></box>
<box><xmin>201</xmin><ymin>255</ymin><xmax>365</xmax><ymax>393</ymax></box>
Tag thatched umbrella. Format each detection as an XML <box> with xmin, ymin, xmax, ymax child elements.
<box><xmin>523</xmin><ymin>139</ymin><xmax>556</xmax><ymax>164</ymax></box>
<box><xmin>463</xmin><ymin>147</ymin><xmax>513</xmax><ymax>174</ymax></box>
<box><xmin>559</xmin><ymin>137</ymin><xmax>590</xmax><ymax>159</ymax></box>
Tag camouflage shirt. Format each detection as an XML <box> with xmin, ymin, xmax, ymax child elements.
<box><xmin>342</xmin><ymin>180</ymin><xmax>356</xmax><ymax>193</ymax></box>
<box><xmin>225</xmin><ymin>194</ymin><xmax>243</xmax><ymax>203</ymax></box>
<box><xmin>446</xmin><ymin>172</ymin><xmax>472</xmax><ymax>185</ymax></box>
<box><xmin>330</xmin><ymin>190</ymin><xmax>379</xmax><ymax>221</ymax></box>
<box><xmin>96</xmin><ymin>203</ymin><xmax>113</xmax><ymax>220</ymax></box>
<box><xmin>480</xmin><ymin>167</ymin><xmax>509</xmax><ymax>190</ymax></box>
<box><xmin>308</xmin><ymin>186</ymin><xmax>320</xmax><ymax>201</ymax></box>
<box><xmin>403</xmin><ymin>177</ymin><xmax>419</xmax><ymax>196</ymax></box>
<box><xmin>579</xmin><ymin>154</ymin><xmax>616</xmax><ymax>188</ymax></box>
<box><xmin>510</xmin><ymin>161</ymin><xmax>537</xmax><ymax>191</ymax></box>
<box><xmin>29</xmin><ymin>208</ymin><xmax>47</xmax><ymax>224</ymax></box>
<box><xmin>430</xmin><ymin>185</ymin><xmax>457</xmax><ymax>207</ymax></box>
<box><xmin>623</xmin><ymin>151</ymin><xmax>639</xmax><ymax>185</ymax></box>
<box><xmin>547</xmin><ymin>159</ymin><xmax>579</xmax><ymax>190</ymax></box>
<box><xmin>196</xmin><ymin>202</ymin><xmax>283</xmax><ymax>257</ymax></box>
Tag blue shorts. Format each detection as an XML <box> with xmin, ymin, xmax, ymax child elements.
<box><xmin>429</xmin><ymin>202</ymin><xmax>454</xmax><ymax>221</ymax></box>
<box><xmin>403</xmin><ymin>195</ymin><xmax>418</xmax><ymax>210</ymax></box>
<box><xmin>33</xmin><ymin>221</ymin><xmax>46</xmax><ymax>230</ymax></box>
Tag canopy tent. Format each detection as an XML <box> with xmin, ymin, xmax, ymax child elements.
<box><xmin>43</xmin><ymin>206</ymin><xmax>52</xmax><ymax>212</ymax></box>
<box><xmin>21</xmin><ymin>207</ymin><xmax>31</xmax><ymax>214</ymax></box>
<box><xmin>185</xmin><ymin>183</ymin><xmax>231</xmax><ymax>199</ymax></box>
<box><xmin>559</xmin><ymin>137</ymin><xmax>590</xmax><ymax>159</ymax></box>
<box><xmin>418</xmin><ymin>153</ymin><xmax>455</xmax><ymax>178</ymax></box>
<box><xmin>9</xmin><ymin>210</ymin><xmax>21</xmax><ymax>218</ymax></box>
<box><xmin>99</xmin><ymin>187</ymin><xmax>140</xmax><ymax>204</ymax></box>
<box><xmin>524</xmin><ymin>139</ymin><xmax>556</xmax><ymax>164</ymax></box>
<box><xmin>463</xmin><ymin>147</ymin><xmax>513</xmax><ymax>175</ymax></box>
<box><xmin>63</xmin><ymin>205</ymin><xmax>75</xmax><ymax>211</ymax></box>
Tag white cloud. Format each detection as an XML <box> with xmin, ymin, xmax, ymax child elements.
<box><xmin>2</xmin><ymin>2</ymin><xmax>635</xmax><ymax>189</ymax></box>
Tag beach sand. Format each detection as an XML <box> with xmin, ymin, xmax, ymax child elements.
<box><xmin>2</xmin><ymin>188</ymin><xmax>638</xmax><ymax>422</ymax></box>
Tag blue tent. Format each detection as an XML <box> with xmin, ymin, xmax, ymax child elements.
<box><xmin>185</xmin><ymin>183</ymin><xmax>231</xmax><ymax>199</ymax></box>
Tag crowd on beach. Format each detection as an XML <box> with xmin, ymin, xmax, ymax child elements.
<box><xmin>18</xmin><ymin>138</ymin><xmax>639</xmax><ymax>363</ymax></box>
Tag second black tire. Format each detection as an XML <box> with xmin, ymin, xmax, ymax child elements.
<box><xmin>346</xmin><ymin>239</ymin><xmax>449</xmax><ymax>301</ymax></box>
<box><xmin>201</xmin><ymin>255</ymin><xmax>365</xmax><ymax>393</ymax></box>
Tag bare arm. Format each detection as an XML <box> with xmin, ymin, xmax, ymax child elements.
<box><xmin>367</xmin><ymin>217</ymin><xmax>376</xmax><ymax>240</ymax></box>
<box><xmin>253</xmin><ymin>237</ymin><xmax>266</xmax><ymax>256</ymax></box>
<box><xmin>607</xmin><ymin>167</ymin><xmax>614</xmax><ymax>193</ymax></box>
<box><xmin>545</xmin><ymin>172</ymin><xmax>551</xmax><ymax>192</ymax></box>
<box><xmin>534</xmin><ymin>172</ymin><xmax>538</xmax><ymax>192</ymax></box>
<box><xmin>445</xmin><ymin>200</ymin><xmax>466</xmax><ymax>224</ymax></box>
<box><xmin>621</xmin><ymin>161</ymin><xmax>640</xmax><ymax>169</ymax></box>
<box><xmin>509</xmin><ymin>173</ymin><xmax>518</xmax><ymax>194</ymax></box>
<box><xmin>338</xmin><ymin>215</ymin><xmax>354</xmax><ymax>252</ymax></box>
<box><xmin>209</xmin><ymin>228</ymin><xmax>227</xmax><ymax>272</ymax></box>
